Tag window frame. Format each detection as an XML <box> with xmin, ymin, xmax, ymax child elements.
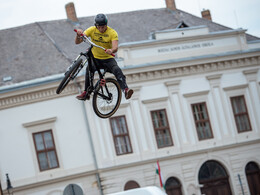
<box><xmin>109</xmin><ymin>115</ymin><xmax>133</xmax><ymax>156</ymax></box>
<box><xmin>230</xmin><ymin>95</ymin><xmax>252</xmax><ymax>133</ymax></box>
<box><xmin>32</xmin><ymin>129</ymin><xmax>60</xmax><ymax>172</ymax></box>
<box><xmin>191</xmin><ymin>102</ymin><xmax>214</xmax><ymax>141</ymax></box>
<box><xmin>150</xmin><ymin>109</ymin><xmax>173</xmax><ymax>148</ymax></box>
<box><xmin>22</xmin><ymin>117</ymin><xmax>61</xmax><ymax>173</ymax></box>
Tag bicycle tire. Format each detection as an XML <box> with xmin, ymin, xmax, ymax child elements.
<box><xmin>56</xmin><ymin>58</ymin><xmax>83</xmax><ymax>94</ymax></box>
<box><xmin>92</xmin><ymin>78</ymin><xmax>122</xmax><ymax>118</ymax></box>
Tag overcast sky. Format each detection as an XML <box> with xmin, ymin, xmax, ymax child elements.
<box><xmin>0</xmin><ymin>0</ymin><xmax>259</xmax><ymax>37</ymax></box>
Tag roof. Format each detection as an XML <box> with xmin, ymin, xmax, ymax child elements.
<box><xmin>0</xmin><ymin>8</ymin><xmax>259</xmax><ymax>87</ymax></box>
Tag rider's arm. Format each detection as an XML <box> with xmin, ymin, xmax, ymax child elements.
<box><xmin>105</xmin><ymin>40</ymin><xmax>118</xmax><ymax>55</ymax></box>
<box><xmin>75</xmin><ymin>29</ymin><xmax>84</xmax><ymax>44</ymax></box>
<box><xmin>112</xmin><ymin>40</ymin><xmax>118</xmax><ymax>53</ymax></box>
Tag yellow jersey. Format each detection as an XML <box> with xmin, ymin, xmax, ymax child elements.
<box><xmin>84</xmin><ymin>26</ymin><xmax>118</xmax><ymax>59</ymax></box>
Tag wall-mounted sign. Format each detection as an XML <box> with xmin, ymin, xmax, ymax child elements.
<box><xmin>158</xmin><ymin>42</ymin><xmax>214</xmax><ymax>53</ymax></box>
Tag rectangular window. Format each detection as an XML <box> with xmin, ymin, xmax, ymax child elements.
<box><xmin>191</xmin><ymin>102</ymin><xmax>213</xmax><ymax>140</ymax></box>
<box><xmin>33</xmin><ymin>130</ymin><xmax>59</xmax><ymax>171</ymax></box>
<box><xmin>110</xmin><ymin>116</ymin><xmax>132</xmax><ymax>155</ymax></box>
<box><xmin>151</xmin><ymin>109</ymin><xmax>173</xmax><ymax>148</ymax></box>
<box><xmin>230</xmin><ymin>95</ymin><xmax>252</xmax><ymax>132</ymax></box>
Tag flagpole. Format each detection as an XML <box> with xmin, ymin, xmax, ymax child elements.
<box><xmin>156</xmin><ymin>160</ymin><xmax>165</xmax><ymax>190</ymax></box>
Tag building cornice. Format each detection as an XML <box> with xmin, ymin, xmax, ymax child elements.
<box><xmin>0</xmin><ymin>54</ymin><xmax>259</xmax><ymax>110</ymax></box>
<box><xmin>119</xmin><ymin>28</ymin><xmax>246</xmax><ymax>48</ymax></box>
<box><xmin>23</xmin><ymin>117</ymin><xmax>57</xmax><ymax>128</ymax></box>
<box><xmin>9</xmin><ymin>169</ymin><xmax>97</xmax><ymax>194</ymax></box>
<box><xmin>0</xmin><ymin>83</ymin><xmax>78</xmax><ymax>110</ymax></box>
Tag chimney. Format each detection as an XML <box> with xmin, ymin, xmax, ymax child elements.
<box><xmin>201</xmin><ymin>9</ymin><xmax>212</xmax><ymax>21</ymax></box>
<box><xmin>65</xmin><ymin>2</ymin><xmax>78</xmax><ymax>22</ymax></box>
<box><xmin>165</xmin><ymin>0</ymin><xmax>177</xmax><ymax>11</ymax></box>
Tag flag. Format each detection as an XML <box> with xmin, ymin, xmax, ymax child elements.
<box><xmin>156</xmin><ymin>160</ymin><xmax>165</xmax><ymax>189</ymax></box>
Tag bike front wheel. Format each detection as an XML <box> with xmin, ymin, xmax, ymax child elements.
<box><xmin>56</xmin><ymin>58</ymin><xmax>83</xmax><ymax>94</ymax></box>
<box><xmin>92</xmin><ymin>78</ymin><xmax>122</xmax><ymax>118</ymax></box>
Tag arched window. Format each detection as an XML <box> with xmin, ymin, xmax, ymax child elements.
<box><xmin>63</xmin><ymin>184</ymin><xmax>83</xmax><ymax>195</ymax></box>
<box><xmin>199</xmin><ymin>160</ymin><xmax>232</xmax><ymax>195</ymax></box>
<box><xmin>165</xmin><ymin>177</ymin><xmax>182</xmax><ymax>195</ymax></box>
<box><xmin>245</xmin><ymin>161</ymin><xmax>260</xmax><ymax>195</ymax></box>
<box><xmin>124</xmin><ymin>180</ymin><xmax>140</xmax><ymax>191</ymax></box>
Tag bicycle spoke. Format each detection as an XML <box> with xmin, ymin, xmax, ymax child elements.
<box><xmin>93</xmin><ymin>78</ymin><xmax>121</xmax><ymax>118</ymax></box>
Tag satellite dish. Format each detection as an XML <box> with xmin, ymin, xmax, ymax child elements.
<box><xmin>63</xmin><ymin>184</ymin><xmax>83</xmax><ymax>195</ymax></box>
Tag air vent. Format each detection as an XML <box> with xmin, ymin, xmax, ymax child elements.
<box><xmin>3</xmin><ymin>76</ymin><xmax>12</xmax><ymax>82</ymax></box>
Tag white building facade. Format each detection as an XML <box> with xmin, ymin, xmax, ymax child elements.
<box><xmin>0</xmin><ymin>25</ymin><xmax>260</xmax><ymax>195</ymax></box>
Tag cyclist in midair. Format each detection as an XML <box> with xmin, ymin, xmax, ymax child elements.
<box><xmin>75</xmin><ymin>13</ymin><xmax>133</xmax><ymax>100</ymax></box>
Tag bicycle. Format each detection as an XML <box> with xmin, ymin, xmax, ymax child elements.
<box><xmin>56</xmin><ymin>29</ymin><xmax>122</xmax><ymax>118</ymax></box>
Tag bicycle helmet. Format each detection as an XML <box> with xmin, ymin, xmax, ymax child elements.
<box><xmin>94</xmin><ymin>13</ymin><xmax>108</xmax><ymax>26</ymax></box>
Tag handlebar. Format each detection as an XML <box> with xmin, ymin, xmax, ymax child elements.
<box><xmin>74</xmin><ymin>29</ymin><xmax>115</xmax><ymax>57</ymax></box>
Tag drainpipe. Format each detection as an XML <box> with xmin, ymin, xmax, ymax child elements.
<box><xmin>238</xmin><ymin>174</ymin><xmax>245</xmax><ymax>195</ymax></box>
<box><xmin>74</xmin><ymin>80</ymin><xmax>104</xmax><ymax>195</ymax></box>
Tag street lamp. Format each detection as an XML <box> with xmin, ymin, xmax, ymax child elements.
<box><xmin>5</xmin><ymin>174</ymin><xmax>13</xmax><ymax>195</ymax></box>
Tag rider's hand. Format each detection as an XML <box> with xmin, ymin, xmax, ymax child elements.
<box><xmin>76</xmin><ymin>29</ymin><xmax>83</xmax><ymax>36</ymax></box>
<box><xmin>75</xmin><ymin>29</ymin><xmax>84</xmax><ymax>44</ymax></box>
<box><xmin>105</xmin><ymin>49</ymin><xmax>113</xmax><ymax>55</ymax></box>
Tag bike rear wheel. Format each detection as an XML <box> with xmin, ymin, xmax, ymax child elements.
<box><xmin>56</xmin><ymin>58</ymin><xmax>83</xmax><ymax>94</ymax></box>
<box><xmin>92</xmin><ymin>78</ymin><xmax>122</xmax><ymax>118</ymax></box>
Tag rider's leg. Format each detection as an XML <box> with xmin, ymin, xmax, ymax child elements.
<box><xmin>96</xmin><ymin>58</ymin><xmax>134</xmax><ymax>99</ymax></box>
<box><xmin>76</xmin><ymin>60</ymin><xmax>94</xmax><ymax>100</ymax></box>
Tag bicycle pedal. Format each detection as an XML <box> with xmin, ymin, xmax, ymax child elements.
<box><xmin>100</xmin><ymin>79</ymin><xmax>106</xmax><ymax>86</ymax></box>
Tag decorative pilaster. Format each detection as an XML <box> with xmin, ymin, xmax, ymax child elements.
<box><xmin>129</xmin><ymin>86</ymin><xmax>151</xmax><ymax>152</ymax></box>
<box><xmin>243</xmin><ymin>69</ymin><xmax>260</xmax><ymax>130</ymax></box>
<box><xmin>165</xmin><ymin>80</ymin><xmax>189</xmax><ymax>145</ymax></box>
<box><xmin>206</xmin><ymin>74</ymin><xmax>230</xmax><ymax>138</ymax></box>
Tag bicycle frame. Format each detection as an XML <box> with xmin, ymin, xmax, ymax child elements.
<box><xmin>88</xmin><ymin>53</ymin><xmax>111</xmax><ymax>99</ymax></box>
<box><xmin>74</xmin><ymin>45</ymin><xmax>112</xmax><ymax>101</ymax></box>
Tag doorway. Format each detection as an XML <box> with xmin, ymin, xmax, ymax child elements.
<box><xmin>246</xmin><ymin>161</ymin><xmax>260</xmax><ymax>195</ymax></box>
<box><xmin>199</xmin><ymin>160</ymin><xmax>232</xmax><ymax>195</ymax></box>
